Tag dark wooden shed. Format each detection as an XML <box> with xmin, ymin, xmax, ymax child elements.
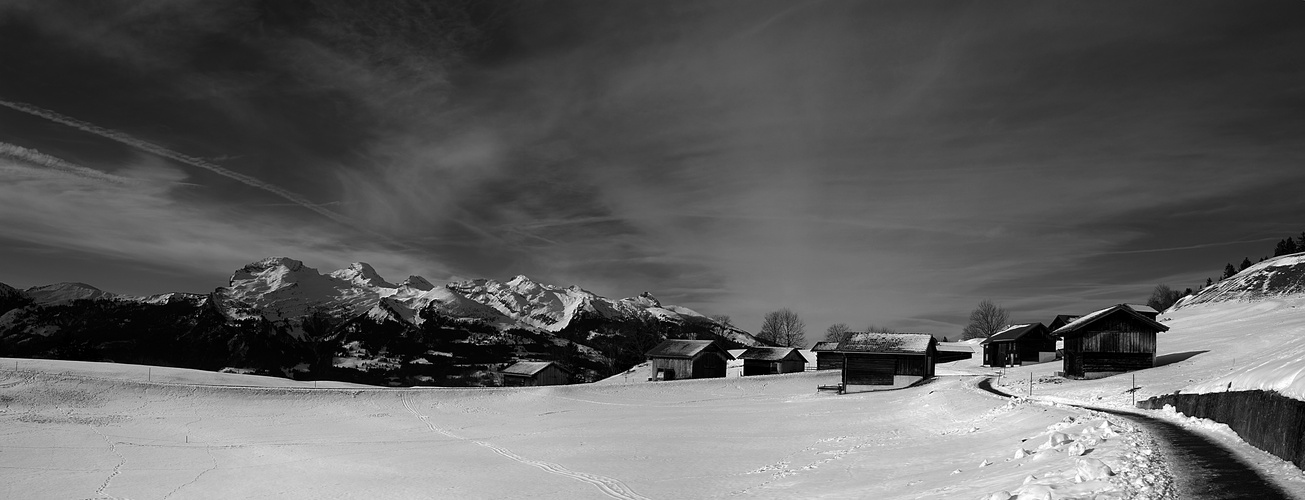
<box><xmin>981</xmin><ymin>323</ymin><xmax>1055</xmax><ymax>367</ymax></box>
<box><xmin>835</xmin><ymin>333</ymin><xmax>937</xmax><ymax>390</ymax></box>
<box><xmin>500</xmin><ymin>361</ymin><xmax>571</xmax><ymax>387</ymax></box>
<box><xmin>739</xmin><ymin>347</ymin><xmax>807</xmax><ymax>376</ymax></box>
<box><xmin>810</xmin><ymin>341</ymin><xmax>844</xmax><ymax>370</ymax></box>
<box><xmin>645</xmin><ymin>339</ymin><xmax>733</xmax><ymax>381</ymax></box>
<box><xmin>1052</xmin><ymin>304</ymin><xmax>1169</xmax><ymax>379</ymax></box>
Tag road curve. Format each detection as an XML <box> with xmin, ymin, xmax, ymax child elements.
<box><xmin>977</xmin><ymin>378</ymin><xmax>1293</xmax><ymax>500</ymax></box>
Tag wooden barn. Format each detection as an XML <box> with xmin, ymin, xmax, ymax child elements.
<box><xmin>1047</xmin><ymin>314</ymin><xmax>1082</xmax><ymax>332</ymax></box>
<box><xmin>810</xmin><ymin>341</ymin><xmax>844</xmax><ymax>370</ymax></box>
<box><xmin>981</xmin><ymin>323</ymin><xmax>1055</xmax><ymax>367</ymax></box>
<box><xmin>1052</xmin><ymin>304</ymin><xmax>1169</xmax><ymax>379</ymax></box>
<box><xmin>836</xmin><ymin>333</ymin><xmax>937</xmax><ymax>391</ymax></box>
<box><xmin>645</xmin><ymin>339</ymin><xmax>733</xmax><ymax>381</ymax></box>
<box><xmin>739</xmin><ymin>347</ymin><xmax>807</xmax><ymax>376</ymax></box>
<box><xmin>500</xmin><ymin>361</ymin><xmax>571</xmax><ymax>387</ymax></box>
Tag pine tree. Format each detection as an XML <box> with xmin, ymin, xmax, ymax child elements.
<box><xmin>1223</xmin><ymin>263</ymin><xmax>1237</xmax><ymax>280</ymax></box>
<box><xmin>1240</xmin><ymin>257</ymin><xmax>1253</xmax><ymax>272</ymax></box>
<box><xmin>1205</xmin><ymin>277</ymin><xmax>1213</xmax><ymax>288</ymax></box>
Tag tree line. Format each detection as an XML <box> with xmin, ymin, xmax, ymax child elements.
<box><xmin>1149</xmin><ymin>231</ymin><xmax>1305</xmax><ymax>312</ymax></box>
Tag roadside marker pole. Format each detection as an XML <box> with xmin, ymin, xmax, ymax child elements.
<box><xmin>1029</xmin><ymin>372</ymin><xmax>1033</xmax><ymax>395</ymax></box>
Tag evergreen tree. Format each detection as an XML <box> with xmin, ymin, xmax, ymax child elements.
<box><xmin>1222</xmin><ymin>263</ymin><xmax>1237</xmax><ymax>280</ymax></box>
<box><xmin>1240</xmin><ymin>257</ymin><xmax>1253</xmax><ymax>272</ymax></box>
<box><xmin>1205</xmin><ymin>277</ymin><xmax>1213</xmax><ymax>288</ymax></box>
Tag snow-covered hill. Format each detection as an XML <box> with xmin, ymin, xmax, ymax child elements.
<box><xmin>1172</xmin><ymin>253</ymin><xmax>1305</xmax><ymax>311</ymax></box>
<box><xmin>23</xmin><ymin>282</ymin><xmax>117</xmax><ymax>305</ymax></box>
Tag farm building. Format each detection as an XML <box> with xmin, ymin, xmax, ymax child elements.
<box><xmin>833</xmin><ymin>333</ymin><xmax>937</xmax><ymax>392</ymax></box>
<box><xmin>645</xmin><ymin>339</ymin><xmax>733</xmax><ymax>381</ymax></box>
<box><xmin>810</xmin><ymin>341</ymin><xmax>844</xmax><ymax>370</ymax></box>
<box><xmin>935</xmin><ymin>342</ymin><xmax>974</xmax><ymax>363</ymax></box>
<box><xmin>738</xmin><ymin>347</ymin><xmax>807</xmax><ymax>376</ymax></box>
<box><xmin>1052</xmin><ymin>304</ymin><xmax>1169</xmax><ymax>379</ymax></box>
<box><xmin>1047</xmin><ymin>314</ymin><xmax>1082</xmax><ymax>332</ymax></box>
<box><xmin>981</xmin><ymin>323</ymin><xmax>1055</xmax><ymax>367</ymax></box>
<box><xmin>500</xmin><ymin>361</ymin><xmax>571</xmax><ymax>387</ymax></box>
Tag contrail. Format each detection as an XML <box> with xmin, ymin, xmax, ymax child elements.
<box><xmin>0</xmin><ymin>141</ymin><xmax>128</xmax><ymax>184</ymax></box>
<box><xmin>0</xmin><ymin>99</ymin><xmax>356</xmax><ymax>227</ymax></box>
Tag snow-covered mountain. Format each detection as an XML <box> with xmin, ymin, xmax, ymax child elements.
<box><xmin>1172</xmin><ymin>253</ymin><xmax>1305</xmax><ymax>311</ymax></box>
<box><xmin>0</xmin><ymin>257</ymin><xmax>763</xmax><ymax>385</ymax></box>
<box><xmin>24</xmin><ymin>282</ymin><xmax>118</xmax><ymax>305</ymax></box>
<box><xmin>221</xmin><ymin>257</ymin><xmax>759</xmax><ymax>344</ymax></box>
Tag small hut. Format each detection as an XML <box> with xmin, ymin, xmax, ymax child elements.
<box><xmin>1052</xmin><ymin>304</ymin><xmax>1168</xmax><ymax>379</ymax></box>
<box><xmin>810</xmin><ymin>341</ymin><xmax>844</xmax><ymax>370</ymax></box>
<box><xmin>645</xmin><ymin>339</ymin><xmax>733</xmax><ymax>381</ymax></box>
<box><xmin>981</xmin><ymin>323</ymin><xmax>1055</xmax><ymax>367</ymax></box>
<box><xmin>500</xmin><ymin>361</ymin><xmax>571</xmax><ymax>387</ymax></box>
<box><xmin>739</xmin><ymin>347</ymin><xmax>807</xmax><ymax>376</ymax></box>
<box><xmin>836</xmin><ymin>333</ymin><xmax>937</xmax><ymax>391</ymax></box>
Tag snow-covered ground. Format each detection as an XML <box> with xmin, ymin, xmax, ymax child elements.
<box><xmin>984</xmin><ymin>297</ymin><xmax>1305</xmax><ymax>497</ymax></box>
<box><xmin>1</xmin><ymin>358</ymin><xmax>1168</xmax><ymax>499</ymax></box>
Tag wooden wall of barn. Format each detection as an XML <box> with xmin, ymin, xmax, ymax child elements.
<box><xmin>743</xmin><ymin>359</ymin><xmax>806</xmax><ymax>376</ymax></box>
<box><xmin>816</xmin><ymin>352</ymin><xmax>843</xmax><ymax>370</ymax></box>
<box><xmin>536</xmin><ymin>365</ymin><xmax>569</xmax><ymax>385</ymax></box>
<box><xmin>842</xmin><ymin>353</ymin><xmax>931</xmax><ymax>385</ymax></box>
<box><xmin>1062</xmin><ymin>316</ymin><xmax>1157</xmax><ymax>377</ymax></box>
<box><xmin>691</xmin><ymin>353</ymin><xmax>726</xmax><ymax>378</ymax></box>
<box><xmin>650</xmin><ymin>357</ymin><xmax>694</xmax><ymax>380</ymax></box>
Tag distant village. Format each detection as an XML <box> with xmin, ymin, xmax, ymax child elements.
<box><xmin>496</xmin><ymin>303</ymin><xmax>1169</xmax><ymax>393</ymax></box>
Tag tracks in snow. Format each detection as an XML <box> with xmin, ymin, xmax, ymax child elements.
<box><xmin>400</xmin><ymin>396</ymin><xmax>650</xmax><ymax>500</ymax></box>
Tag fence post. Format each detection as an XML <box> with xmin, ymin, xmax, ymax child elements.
<box><xmin>1029</xmin><ymin>372</ymin><xmax>1033</xmax><ymax>395</ymax></box>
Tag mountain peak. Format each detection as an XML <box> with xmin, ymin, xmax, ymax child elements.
<box><xmin>400</xmin><ymin>275</ymin><xmax>434</xmax><ymax>291</ymax></box>
<box><xmin>329</xmin><ymin>262</ymin><xmax>395</xmax><ymax>288</ymax></box>
<box><xmin>24</xmin><ymin>282</ymin><xmax>117</xmax><ymax>305</ymax></box>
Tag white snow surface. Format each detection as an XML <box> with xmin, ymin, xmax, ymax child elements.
<box><xmin>0</xmin><ymin>358</ymin><xmax>1171</xmax><ymax>500</ymax></box>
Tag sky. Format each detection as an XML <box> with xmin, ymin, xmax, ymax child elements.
<box><xmin>2</xmin><ymin>0</ymin><xmax>1304</xmax><ymax>340</ymax></box>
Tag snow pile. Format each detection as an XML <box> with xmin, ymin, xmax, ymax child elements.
<box><xmin>976</xmin><ymin>413</ymin><xmax>1174</xmax><ymax>500</ymax></box>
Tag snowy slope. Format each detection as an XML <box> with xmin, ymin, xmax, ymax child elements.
<box><xmin>1172</xmin><ymin>253</ymin><xmax>1305</xmax><ymax>310</ymax></box>
<box><xmin>23</xmin><ymin>282</ymin><xmax>117</xmax><ymax>305</ymax></box>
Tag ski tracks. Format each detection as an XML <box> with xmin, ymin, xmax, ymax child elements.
<box><xmin>401</xmin><ymin>396</ymin><xmax>651</xmax><ymax>500</ymax></box>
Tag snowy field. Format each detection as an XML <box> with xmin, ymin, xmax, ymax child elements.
<box><xmin>987</xmin><ymin>298</ymin><xmax>1305</xmax><ymax>497</ymax></box>
<box><xmin>1</xmin><ymin>358</ymin><xmax>1168</xmax><ymax>499</ymax></box>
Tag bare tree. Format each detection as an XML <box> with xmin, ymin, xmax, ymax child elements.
<box><xmin>759</xmin><ymin>308</ymin><xmax>806</xmax><ymax>347</ymax></box>
<box><xmin>709</xmin><ymin>314</ymin><xmax>733</xmax><ymax>327</ymax></box>
<box><xmin>961</xmin><ymin>300</ymin><xmax>1010</xmax><ymax>340</ymax></box>
<box><xmin>824</xmin><ymin>323</ymin><xmax>851</xmax><ymax>343</ymax></box>
<box><xmin>864</xmin><ymin>324</ymin><xmax>897</xmax><ymax>334</ymax></box>
<box><xmin>1146</xmin><ymin>284</ymin><xmax>1182</xmax><ymax>312</ymax></box>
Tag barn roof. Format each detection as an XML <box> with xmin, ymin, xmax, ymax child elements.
<box><xmin>810</xmin><ymin>341</ymin><xmax>841</xmax><ymax>352</ymax></box>
<box><xmin>1051</xmin><ymin>304</ymin><xmax>1169</xmax><ymax>337</ymax></box>
<box><xmin>982</xmin><ymin>323</ymin><xmax>1049</xmax><ymax>344</ymax></box>
<box><xmin>836</xmin><ymin>332</ymin><xmax>935</xmax><ymax>354</ymax></box>
<box><xmin>645</xmin><ymin>339</ymin><xmax>734</xmax><ymax>359</ymax></box>
<box><xmin>1125</xmin><ymin>304</ymin><xmax>1159</xmax><ymax>314</ymax></box>
<box><xmin>501</xmin><ymin>361</ymin><xmax>569</xmax><ymax>376</ymax></box>
<box><xmin>738</xmin><ymin>347</ymin><xmax>805</xmax><ymax>362</ymax></box>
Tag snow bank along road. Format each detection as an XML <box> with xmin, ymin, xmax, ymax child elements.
<box><xmin>2</xmin><ymin>360</ymin><xmax>1171</xmax><ymax>499</ymax></box>
<box><xmin>982</xmin><ymin>376</ymin><xmax>1293</xmax><ymax>499</ymax></box>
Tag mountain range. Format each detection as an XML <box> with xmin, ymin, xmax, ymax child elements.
<box><xmin>0</xmin><ymin>257</ymin><xmax>764</xmax><ymax>386</ymax></box>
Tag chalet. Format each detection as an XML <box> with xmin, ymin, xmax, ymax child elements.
<box><xmin>1052</xmin><ymin>304</ymin><xmax>1169</xmax><ymax>379</ymax></box>
<box><xmin>738</xmin><ymin>347</ymin><xmax>807</xmax><ymax>376</ymax></box>
<box><xmin>981</xmin><ymin>323</ymin><xmax>1055</xmax><ymax>367</ymax></box>
<box><xmin>1047</xmin><ymin>314</ymin><xmax>1082</xmax><ymax>332</ymax></box>
<box><xmin>810</xmin><ymin>341</ymin><xmax>844</xmax><ymax>370</ymax></box>
<box><xmin>835</xmin><ymin>333</ymin><xmax>937</xmax><ymax>391</ymax></box>
<box><xmin>645</xmin><ymin>339</ymin><xmax>733</xmax><ymax>381</ymax></box>
<box><xmin>500</xmin><ymin>361</ymin><xmax>571</xmax><ymax>387</ymax></box>
<box><xmin>1124</xmin><ymin>304</ymin><xmax>1161</xmax><ymax>320</ymax></box>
